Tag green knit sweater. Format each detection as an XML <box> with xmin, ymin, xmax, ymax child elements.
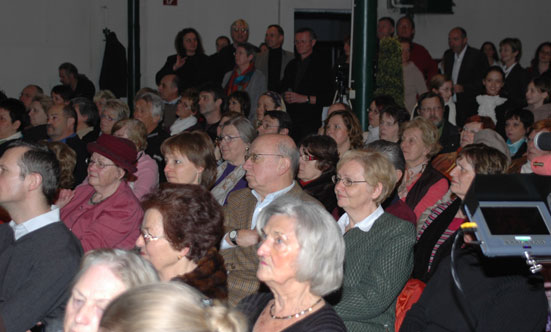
<box><xmin>334</xmin><ymin>212</ymin><xmax>415</xmax><ymax>332</ymax></box>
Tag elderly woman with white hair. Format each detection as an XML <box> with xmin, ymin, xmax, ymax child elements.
<box><xmin>330</xmin><ymin>150</ymin><xmax>415</xmax><ymax>332</ymax></box>
<box><xmin>63</xmin><ymin>249</ymin><xmax>159</xmax><ymax>332</ymax></box>
<box><xmin>237</xmin><ymin>197</ymin><xmax>347</xmax><ymax>331</ymax></box>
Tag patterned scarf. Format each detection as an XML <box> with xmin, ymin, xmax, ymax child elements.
<box><xmin>225</xmin><ymin>63</ymin><xmax>255</xmax><ymax>95</ymax></box>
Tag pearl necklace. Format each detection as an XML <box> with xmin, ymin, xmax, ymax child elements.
<box><xmin>269</xmin><ymin>298</ymin><xmax>323</xmax><ymax>320</ymax></box>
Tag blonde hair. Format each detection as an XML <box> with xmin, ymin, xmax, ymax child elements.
<box><xmin>104</xmin><ymin>99</ymin><xmax>130</xmax><ymax>122</ymax></box>
<box><xmin>401</xmin><ymin>117</ymin><xmax>442</xmax><ymax>158</ymax></box>
<box><xmin>112</xmin><ymin>119</ymin><xmax>148</xmax><ymax>151</ymax></box>
<box><xmin>337</xmin><ymin>150</ymin><xmax>397</xmax><ymax>204</ymax></box>
<box><xmin>99</xmin><ymin>282</ymin><xmax>247</xmax><ymax>332</ymax></box>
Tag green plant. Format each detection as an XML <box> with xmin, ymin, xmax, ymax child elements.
<box><xmin>375</xmin><ymin>37</ymin><xmax>404</xmax><ymax>107</ymax></box>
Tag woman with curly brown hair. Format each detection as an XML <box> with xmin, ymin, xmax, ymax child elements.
<box><xmin>324</xmin><ymin>110</ymin><xmax>363</xmax><ymax>155</ymax></box>
<box><xmin>136</xmin><ymin>183</ymin><xmax>227</xmax><ymax>300</ymax></box>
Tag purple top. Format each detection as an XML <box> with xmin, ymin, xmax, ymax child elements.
<box><xmin>213</xmin><ymin>163</ymin><xmax>248</xmax><ymax>205</ymax></box>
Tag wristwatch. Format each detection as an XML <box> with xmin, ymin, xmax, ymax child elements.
<box><xmin>229</xmin><ymin>229</ymin><xmax>238</xmax><ymax>246</ymax></box>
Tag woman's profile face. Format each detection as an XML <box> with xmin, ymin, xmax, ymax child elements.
<box><xmin>87</xmin><ymin>152</ymin><xmax>123</xmax><ymax>188</ymax></box>
<box><xmin>63</xmin><ymin>264</ymin><xmax>127</xmax><ymax>332</ymax></box>
<box><xmin>297</xmin><ymin>146</ymin><xmax>323</xmax><ymax>182</ymax></box>
<box><xmin>135</xmin><ymin>208</ymin><xmax>184</xmax><ymax>281</ymax></box>
<box><xmin>460</xmin><ymin>122</ymin><xmax>482</xmax><ymax>147</ymax></box>
<box><xmin>100</xmin><ymin>108</ymin><xmax>119</xmax><ymax>135</ymax></box>
<box><xmin>368</xmin><ymin>101</ymin><xmax>380</xmax><ymax>127</ymax></box>
<box><xmin>525</xmin><ymin>82</ymin><xmax>549</xmax><ymax>107</ymax></box>
<box><xmin>449</xmin><ymin>156</ymin><xmax>475</xmax><ymax>199</ymax></box>
<box><xmin>219</xmin><ymin>125</ymin><xmax>248</xmax><ymax>166</ymax></box>
<box><xmin>256</xmin><ymin>95</ymin><xmax>277</xmax><ymax>122</ymax></box>
<box><xmin>163</xmin><ymin>150</ymin><xmax>203</xmax><ymax>185</ymax></box>
<box><xmin>379</xmin><ymin>113</ymin><xmax>400</xmax><ymax>143</ymax></box>
<box><xmin>400</xmin><ymin>127</ymin><xmax>430</xmax><ymax>166</ymax></box>
<box><xmin>29</xmin><ymin>101</ymin><xmax>48</xmax><ymax>127</ymax></box>
<box><xmin>325</xmin><ymin>115</ymin><xmax>349</xmax><ymax>148</ymax></box>
<box><xmin>437</xmin><ymin>81</ymin><xmax>453</xmax><ymax>102</ymax></box>
<box><xmin>176</xmin><ymin>98</ymin><xmax>194</xmax><ymax>119</ymax></box>
<box><xmin>483</xmin><ymin>70</ymin><xmax>504</xmax><ymax>96</ymax></box>
<box><xmin>256</xmin><ymin>214</ymin><xmax>300</xmax><ymax>285</ymax></box>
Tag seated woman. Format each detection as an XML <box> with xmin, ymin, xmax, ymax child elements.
<box><xmin>100</xmin><ymin>99</ymin><xmax>130</xmax><ymax>136</ymax></box>
<box><xmin>325</xmin><ymin>110</ymin><xmax>364</xmax><ymax>155</ymax></box>
<box><xmin>93</xmin><ymin>90</ymin><xmax>116</xmax><ymax>114</ymax></box>
<box><xmin>364</xmin><ymin>95</ymin><xmax>396</xmax><ymax>144</ymax></box>
<box><xmin>211</xmin><ymin>116</ymin><xmax>256</xmax><ymax>205</ymax></box>
<box><xmin>413</xmin><ymin>144</ymin><xmax>509</xmax><ymax>282</ymax></box>
<box><xmin>227</xmin><ymin>90</ymin><xmax>251</xmax><ymax>119</ymax></box>
<box><xmin>238</xmin><ymin>197</ymin><xmax>346</xmax><ymax>331</ymax></box>
<box><xmin>99</xmin><ymin>282</ymin><xmax>246</xmax><ymax>332</ymax></box>
<box><xmin>504</xmin><ymin>108</ymin><xmax>533</xmax><ymax>160</ymax></box>
<box><xmin>155</xmin><ymin>27</ymin><xmax>211</xmax><ymax>90</ymax></box>
<box><xmin>63</xmin><ymin>249</ymin><xmax>159</xmax><ymax>332</ymax></box>
<box><xmin>429</xmin><ymin>74</ymin><xmax>456</xmax><ymax>125</ymax></box>
<box><xmin>256</xmin><ymin>91</ymin><xmax>286</xmax><ymax>127</ymax></box>
<box><xmin>297</xmin><ymin>135</ymin><xmax>340</xmax><ymax>215</ymax></box>
<box><xmin>161</xmin><ymin>131</ymin><xmax>217</xmax><ymax>188</ymax></box>
<box><xmin>331</xmin><ymin>150</ymin><xmax>415</xmax><ymax>331</ymax></box>
<box><xmin>222</xmin><ymin>43</ymin><xmax>267</xmax><ymax>124</ymax></box>
<box><xmin>169</xmin><ymin>88</ymin><xmax>201</xmax><ymax>136</ymax></box>
<box><xmin>45</xmin><ymin>141</ymin><xmax>76</xmax><ymax>190</ymax></box>
<box><xmin>60</xmin><ymin>135</ymin><xmax>143</xmax><ymax>252</ymax></box>
<box><xmin>379</xmin><ymin>105</ymin><xmax>410</xmax><ymax>143</ymax></box>
<box><xmin>112</xmin><ymin>119</ymin><xmax>158</xmax><ymax>200</ymax></box>
<box><xmin>399</xmin><ymin>117</ymin><xmax>448</xmax><ymax>221</ymax></box>
<box><xmin>23</xmin><ymin>94</ymin><xmax>52</xmax><ymax>141</ymax></box>
<box><xmin>136</xmin><ymin>184</ymin><xmax>227</xmax><ymax>299</ymax></box>
<box><xmin>527</xmin><ymin>41</ymin><xmax>551</xmax><ymax>80</ymax></box>
<box><xmin>431</xmin><ymin>115</ymin><xmax>496</xmax><ymax>179</ymax></box>
<box><xmin>525</xmin><ymin>75</ymin><xmax>551</xmax><ymax>121</ymax></box>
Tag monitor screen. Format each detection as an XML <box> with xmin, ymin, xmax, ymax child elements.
<box><xmin>480</xmin><ymin>206</ymin><xmax>550</xmax><ymax>235</ymax></box>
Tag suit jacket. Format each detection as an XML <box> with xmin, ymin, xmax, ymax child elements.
<box><xmin>503</xmin><ymin>63</ymin><xmax>529</xmax><ymax>107</ymax></box>
<box><xmin>221</xmin><ymin>183</ymin><xmax>320</xmax><ymax>305</ymax></box>
<box><xmin>439</xmin><ymin>120</ymin><xmax>460</xmax><ymax>154</ymax></box>
<box><xmin>255</xmin><ymin>48</ymin><xmax>294</xmax><ymax>90</ymax></box>
<box><xmin>443</xmin><ymin>46</ymin><xmax>489</xmax><ymax>126</ymax></box>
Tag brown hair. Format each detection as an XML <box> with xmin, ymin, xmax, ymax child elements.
<box><xmin>142</xmin><ymin>183</ymin><xmax>224</xmax><ymax>262</ymax></box>
<box><xmin>44</xmin><ymin>141</ymin><xmax>76</xmax><ymax>189</ymax></box>
<box><xmin>325</xmin><ymin>110</ymin><xmax>364</xmax><ymax>150</ymax></box>
<box><xmin>181</xmin><ymin>88</ymin><xmax>200</xmax><ymax>115</ymax></box>
<box><xmin>300</xmin><ymin>135</ymin><xmax>339</xmax><ymax>174</ymax></box>
<box><xmin>457</xmin><ymin>143</ymin><xmax>509</xmax><ymax>175</ymax></box>
<box><xmin>464</xmin><ymin>115</ymin><xmax>496</xmax><ymax>130</ymax></box>
<box><xmin>161</xmin><ymin>131</ymin><xmax>217</xmax><ymax>189</ymax></box>
<box><xmin>112</xmin><ymin>119</ymin><xmax>148</xmax><ymax>151</ymax></box>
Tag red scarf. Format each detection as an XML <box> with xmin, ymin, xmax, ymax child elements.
<box><xmin>225</xmin><ymin>63</ymin><xmax>255</xmax><ymax>95</ymax></box>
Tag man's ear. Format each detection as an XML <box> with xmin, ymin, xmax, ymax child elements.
<box><xmin>25</xmin><ymin>173</ymin><xmax>43</xmax><ymax>193</ymax></box>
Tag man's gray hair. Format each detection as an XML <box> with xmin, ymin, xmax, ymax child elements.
<box><xmin>256</xmin><ymin>197</ymin><xmax>344</xmax><ymax>296</ymax></box>
<box><xmin>136</xmin><ymin>92</ymin><xmax>164</xmax><ymax>120</ymax></box>
<box><xmin>72</xmin><ymin>249</ymin><xmax>159</xmax><ymax>290</ymax></box>
<box><xmin>278</xmin><ymin>140</ymin><xmax>299</xmax><ymax>176</ymax></box>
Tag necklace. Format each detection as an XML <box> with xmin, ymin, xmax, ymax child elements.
<box><xmin>269</xmin><ymin>298</ymin><xmax>323</xmax><ymax>320</ymax></box>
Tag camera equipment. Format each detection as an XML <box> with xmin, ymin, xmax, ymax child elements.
<box><xmin>534</xmin><ymin>131</ymin><xmax>551</xmax><ymax>151</ymax></box>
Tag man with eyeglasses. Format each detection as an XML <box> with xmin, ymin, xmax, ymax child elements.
<box><xmin>220</xmin><ymin>134</ymin><xmax>320</xmax><ymax>305</ymax></box>
<box><xmin>280</xmin><ymin>27</ymin><xmax>334</xmax><ymax>142</ymax></box>
<box><xmin>0</xmin><ymin>140</ymin><xmax>82</xmax><ymax>331</ymax></box>
<box><xmin>417</xmin><ymin>91</ymin><xmax>460</xmax><ymax>154</ymax></box>
<box><xmin>257</xmin><ymin>110</ymin><xmax>292</xmax><ymax>136</ymax></box>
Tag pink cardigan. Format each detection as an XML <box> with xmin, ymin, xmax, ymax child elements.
<box><xmin>61</xmin><ymin>181</ymin><xmax>143</xmax><ymax>252</ymax></box>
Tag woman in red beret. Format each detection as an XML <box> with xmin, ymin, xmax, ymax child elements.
<box><xmin>60</xmin><ymin>134</ymin><xmax>143</xmax><ymax>252</ymax></box>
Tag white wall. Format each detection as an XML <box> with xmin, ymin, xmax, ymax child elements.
<box><xmin>1</xmin><ymin>0</ymin><xmax>549</xmax><ymax>98</ymax></box>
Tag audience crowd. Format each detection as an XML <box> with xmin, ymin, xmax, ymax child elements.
<box><xmin>0</xmin><ymin>15</ymin><xmax>549</xmax><ymax>332</ymax></box>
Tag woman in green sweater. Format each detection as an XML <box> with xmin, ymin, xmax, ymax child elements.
<box><xmin>330</xmin><ymin>150</ymin><xmax>416</xmax><ymax>332</ymax></box>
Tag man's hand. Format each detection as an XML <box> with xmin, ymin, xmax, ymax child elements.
<box><xmin>173</xmin><ymin>55</ymin><xmax>187</xmax><ymax>71</ymax></box>
<box><xmin>284</xmin><ymin>91</ymin><xmax>307</xmax><ymax>104</ymax></box>
<box><xmin>236</xmin><ymin>229</ymin><xmax>260</xmax><ymax>247</ymax></box>
<box><xmin>454</xmin><ymin>84</ymin><xmax>464</xmax><ymax>93</ymax></box>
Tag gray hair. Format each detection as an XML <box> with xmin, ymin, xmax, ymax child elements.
<box><xmin>100</xmin><ymin>282</ymin><xmax>247</xmax><ymax>332</ymax></box>
<box><xmin>278</xmin><ymin>140</ymin><xmax>299</xmax><ymax>176</ymax></box>
<box><xmin>256</xmin><ymin>197</ymin><xmax>345</xmax><ymax>296</ymax></box>
<box><xmin>72</xmin><ymin>249</ymin><xmax>159</xmax><ymax>290</ymax></box>
<box><xmin>365</xmin><ymin>140</ymin><xmax>406</xmax><ymax>172</ymax></box>
<box><xmin>224</xmin><ymin>115</ymin><xmax>257</xmax><ymax>144</ymax></box>
<box><xmin>136</xmin><ymin>92</ymin><xmax>164</xmax><ymax>120</ymax></box>
<box><xmin>104</xmin><ymin>99</ymin><xmax>130</xmax><ymax>122</ymax></box>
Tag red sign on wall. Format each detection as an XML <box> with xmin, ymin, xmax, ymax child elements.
<box><xmin>163</xmin><ymin>0</ymin><xmax>177</xmax><ymax>5</ymax></box>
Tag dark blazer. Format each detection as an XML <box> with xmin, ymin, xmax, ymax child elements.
<box><xmin>443</xmin><ymin>46</ymin><xmax>489</xmax><ymax>126</ymax></box>
<box><xmin>299</xmin><ymin>172</ymin><xmax>337</xmax><ymax>214</ymax></box>
<box><xmin>503</xmin><ymin>63</ymin><xmax>529</xmax><ymax>107</ymax></box>
<box><xmin>255</xmin><ymin>48</ymin><xmax>294</xmax><ymax>90</ymax></box>
<box><xmin>64</xmin><ymin>135</ymin><xmax>89</xmax><ymax>187</ymax></box>
<box><xmin>439</xmin><ymin>120</ymin><xmax>460</xmax><ymax>154</ymax></box>
<box><xmin>280</xmin><ymin>52</ymin><xmax>334</xmax><ymax>142</ymax></box>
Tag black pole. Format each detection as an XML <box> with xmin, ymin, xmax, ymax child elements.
<box><xmin>127</xmin><ymin>0</ymin><xmax>140</xmax><ymax>112</ymax></box>
<box><xmin>351</xmin><ymin>0</ymin><xmax>377</xmax><ymax>130</ymax></box>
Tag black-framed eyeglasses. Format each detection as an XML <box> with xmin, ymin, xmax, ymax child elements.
<box><xmin>299</xmin><ymin>154</ymin><xmax>318</xmax><ymax>161</ymax></box>
<box><xmin>244</xmin><ymin>153</ymin><xmax>284</xmax><ymax>163</ymax></box>
<box><xmin>86</xmin><ymin>158</ymin><xmax>117</xmax><ymax>169</ymax></box>
<box><xmin>332</xmin><ymin>175</ymin><xmax>368</xmax><ymax>187</ymax></box>
<box><xmin>217</xmin><ymin>135</ymin><xmax>242</xmax><ymax>143</ymax></box>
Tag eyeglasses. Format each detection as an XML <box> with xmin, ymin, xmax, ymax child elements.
<box><xmin>300</xmin><ymin>154</ymin><xmax>318</xmax><ymax>161</ymax></box>
<box><xmin>232</xmin><ymin>28</ymin><xmax>248</xmax><ymax>33</ymax></box>
<box><xmin>87</xmin><ymin>158</ymin><xmax>117</xmax><ymax>169</ymax></box>
<box><xmin>217</xmin><ymin>135</ymin><xmax>242</xmax><ymax>143</ymax></box>
<box><xmin>332</xmin><ymin>175</ymin><xmax>368</xmax><ymax>187</ymax></box>
<box><xmin>141</xmin><ymin>230</ymin><xmax>163</xmax><ymax>244</ymax></box>
<box><xmin>100</xmin><ymin>113</ymin><xmax>116</xmax><ymax>122</ymax></box>
<box><xmin>244</xmin><ymin>153</ymin><xmax>284</xmax><ymax>163</ymax></box>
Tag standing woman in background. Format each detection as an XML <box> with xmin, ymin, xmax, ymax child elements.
<box><xmin>481</xmin><ymin>41</ymin><xmax>500</xmax><ymax>67</ymax></box>
<box><xmin>527</xmin><ymin>41</ymin><xmax>551</xmax><ymax>80</ymax></box>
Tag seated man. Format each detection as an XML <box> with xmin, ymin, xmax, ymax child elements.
<box><xmin>0</xmin><ymin>98</ymin><xmax>26</xmax><ymax>156</ymax></box>
<box><xmin>417</xmin><ymin>91</ymin><xmax>460</xmax><ymax>154</ymax></box>
<box><xmin>19</xmin><ymin>84</ymin><xmax>43</xmax><ymax>111</ymax></box>
<box><xmin>51</xmin><ymin>84</ymin><xmax>73</xmax><ymax>106</ymax></box>
<box><xmin>257</xmin><ymin>110</ymin><xmax>292</xmax><ymax>136</ymax></box>
<box><xmin>221</xmin><ymin>134</ymin><xmax>319</xmax><ymax>305</ymax></box>
<box><xmin>0</xmin><ymin>140</ymin><xmax>82</xmax><ymax>331</ymax></box>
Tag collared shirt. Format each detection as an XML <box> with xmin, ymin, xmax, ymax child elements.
<box><xmin>164</xmin><ymin>96</ymin><xmax>181</xmax><ymax>105</ymax></box>
<box><xmin>50</xmin><ymin>132</ymin><xmax>77</xmax><ymax>144</ymax></box>
<box><xmin>221</xmin><ymin>182</ymin><xmax>296</xmax><ymax>249</ymax></box>
<box><xmin>336</xmin><ymin>205</ymin><xmax>384</xmax><ymax>235</ymax></box>
<box><xmin>0</xmin><ymin>131</ymin><xmax>23</xmax><ymax>145</ymax></box>
<box><xmin>9</xmin><ymin>207</ymin><xmax>60</xmax><ymax>241</ymax></box>
<box><xmin>502</xmin><ymin>62</ymin><xmax>517</xmax><ymax>78</ymax></box>
<box><xmin>452</xmin><ymin>45</ymin><xmax>467</xmax><ymax>102</ymax></box>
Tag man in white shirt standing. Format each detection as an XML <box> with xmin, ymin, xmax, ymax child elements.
<box><xmin>0</xmin><ymin>140</ymin><xmax>82</xmax><ymax>331</ymax></box>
